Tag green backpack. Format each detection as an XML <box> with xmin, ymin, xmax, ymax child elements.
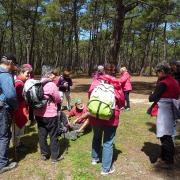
<box><xmin>88</xmin><ymin>82</ymin><xmax>115</xmax><ymax>120</ymax></box>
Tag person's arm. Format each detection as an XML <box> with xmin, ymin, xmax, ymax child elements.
<box><xmin>149</xmin><ymin>83</ymin><xmax>167</xmax><ymax>102</ymax></box>
<box><xmin>44</xmin><ymin>82</ymin><xmax>61</xmax><ymax>104</ymax></box>
<box><xmin>73</xmin><ymin>112</ymin><xmax>90</xmax><ymax>124</ymax></box>
<box><xmin>0</xmin><ymin>74</ymin><xmax>18</xmax><ymax>110</ymax></box>
<box><xmin>119</xmin><ymin>72</ymin><xmax>129</xmax><ymax>84</ymax></box>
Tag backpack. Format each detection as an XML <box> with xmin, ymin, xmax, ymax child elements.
<box><xmin>57</xmin><ymin>111</ymin><xmax>69</xmax><ymax>136</ymax></box>
<box><xmin>88</xmin><ymin>81</ymin><xmax>115</xmax><ymax>120</ymax></box>
<box><xmin>23</xmin><ymin>79</ymin><xmax>51</xmax><ymax>109</ymax></box>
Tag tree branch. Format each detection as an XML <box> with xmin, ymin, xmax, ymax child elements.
<box><xmin>125</xmin><ymin>1</ymin><xmax>139</xmax><ymax>13</ymax></box>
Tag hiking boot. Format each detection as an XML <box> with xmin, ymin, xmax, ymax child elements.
<box><xmin>101</xmin><ymin>166</ymin><xmax>115</xmax><ymax>176</ymax></box>
<box><xmin>51</xmin><ymin>156</ymin><xmax>64</xmax><ymax>164</ymax></box>
<box><xmin>125</xmin><ymin>108</ymin><xmax>130</xmax><ymax>111</ymax></box>
<box><xmin>0</xmin><ymin>162</ymin><xmax>18</xmax><ymax>174</ymax></box>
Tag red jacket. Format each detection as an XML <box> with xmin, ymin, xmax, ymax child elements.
<box><xmin>119</xmin><ymin>71</ymin><xmax>132</xmax><ymax>91</ymax></box>
<box><xmin>160</xmin><ymin>75</ymin><xmax>180</xmax><ymax>99</ymax></box>
<box><xmin>88</xmin><ymin>74</ymin><xmax>125</xmax><ymax>127</ymax></box>
<box><xmin>14</xmin><ymin>77</ymin><xmax>28</xmax><ymax>128</ymax></box>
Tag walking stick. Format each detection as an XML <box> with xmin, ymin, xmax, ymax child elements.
<box><xmin>12</xmin><ymin>118</ymin><xmax>17</xmax><ymax>161</ymax></box>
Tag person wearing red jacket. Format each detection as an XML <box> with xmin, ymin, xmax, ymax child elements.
<box><xmin>119</xmin><ymin>67</ymin><xmax>132</xmax><ymax>111</ymax></box>
<box><xmin>88</xmin><ymin>64</ymin><xmax>125</xmax><ymax>176</ymax></box>
<box><xmin>13</xmin><ymin>65</ymin><xmax>31</xmax><ymax>151</ymax></box>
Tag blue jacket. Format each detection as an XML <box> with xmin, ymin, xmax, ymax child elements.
<box><xmin>0</xmin><ymin>66</ymin><xmax>18</xmax><ymax>110</ymax></box>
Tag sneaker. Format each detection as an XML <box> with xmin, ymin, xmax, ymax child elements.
<box><xmin>101</xmin><ymin>166</ymin><xmax>115</xmax><ymax>176</ymax></box>
<box><xmin>154</xmin><ymin>159</ymin><xmax>174</xmax><ymax>170</ymax></box>
<box><xmin>91</xmin><ymin>159</ymin><xmax>99</xmax><ymax>165</ymax></box>
<box><xmin>120</xmin><ymin>107</ymin><xmax>125</xmax><ymax>110</ymax></box>
<box><xmin>41</xmin><ymin>155</ymin><xmax>49</xmax><ymax>161</ymax></box>
<box><xmin>125</xmin><ymin>108</ymin><xmax>130</xmax><ymax>111</ymax></box>
<box><xmin>0</xmin><ymin>162</ymin><xmax>18</xmax><ymax>174</ymax></box>
<box><xmin>51</xmin><ymin>156</ymin><xmax>64</xmax><ymax>164</ymax></box>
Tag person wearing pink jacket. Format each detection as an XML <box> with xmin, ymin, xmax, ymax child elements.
<box><xmin>34</xmin><ymin>65</ymin><xmax>62</xmax><ymax>163</ymax></box>
<box><xmin>88</xmin><ymin>64</ymin><xmax>125</xmax><ymax>176</ymax></box>
<box><xmin>119</xmin><ymin>67</ymin><xmax>132</xmax><ymax>110</ymax></box>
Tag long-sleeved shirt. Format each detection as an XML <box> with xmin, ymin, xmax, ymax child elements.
<box><xmin>0</xmin><ymin>66</ymin><xmax>18</xmax><ymax>110</ymax></box>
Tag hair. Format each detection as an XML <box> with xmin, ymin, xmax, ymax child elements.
<box><xmin>105</xmin><ymin>63</ymin><xmax>116</xmax><ymax>76</ymax></box>
<box><xmin>17</xmin><ymin>65</ymin><xmax>31</xmax><ymax>75</ymax></box>
<box><xmin>52</xmin><ymin>68</ymin><xmax>59</xmax><ymax>76</ymax></box>
<box><xmin>0</xmin><ymin>53</ymin><xmax>17</xmax><ymax>65</ymax></box>
<box><xmin>120</xmin><ymin>67</ymin><xmax>127</xmax><ymax>72</ymax></box>
<box><xmin>63</xmin><ymin>70</ymin><xmax>70</xmax><ymax>77</ymax></box>
<box><xmin>155</xmin><ymin>61</ymin><xmax>171</xmax><ymax>74</ymax></box>
<box><xmin>41</xmin><ymin>65</ymin><xmax>55</xmax><ymax>78</ymax></box>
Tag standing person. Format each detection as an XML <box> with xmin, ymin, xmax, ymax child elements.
<box><xmin>88</xmin><ymin>64</ymin><xmax>125</xmax><ymax>176</ymax></box>
<box><xmin>22</xmin><ymin>64</ymin><xmax>35</xmax><ymax>125</ymax></box>
<box><xmin>93</xmin><ymin>65</ymin><xmax>105</xmax><ymax>80</ymax></box>
<box><xmin>58</xmin><ymin>71</ymin><xmax>73</xmax><ymax>111</ymax></box>
<box><xmin>12</xmin><ymin>65</ymin><xmax>31</xmax><ymax>152</ymax></box>
<box><xmin>34</xmin><ymin>65</ymin><xmax>63</xmax><ymax>163</ymax></box>
<box><xmin>170</xmin><ymin>60</ymin><xmax>180</xmax><ymax>85</ymax></box>
<box><xmin>149</xmin><ymin>62</ymin><xmax>180</xmax><ymax>169</ymax></box>
<box><xmin>119</xmin><ymin>67</ymin><xmax>132</xmax><ymax>111</ymax></box>
<box><xmin>0</xmin><ymin>54</ymin><xmax>18</xmax><ymax>174</ymax></box>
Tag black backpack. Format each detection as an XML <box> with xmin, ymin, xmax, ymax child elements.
<box><xmin>23</xmin><ymin>79</ymin><xmax>52</xmax><ymax>109</ymax></box>
<box><xmin>57</xmin><ymin>111</ymin><xmax>69</xmax><ymax>136</ymax></box>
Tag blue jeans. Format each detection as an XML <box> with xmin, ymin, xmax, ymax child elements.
<box><xmin>0</xmin><ymin>107</ymin><xmax>11</xmax><ymax>169</ymax></box>
<box><xmin>92</xmin><ymin>125</ymin><xmax>117</xmax><ymax>172</ymax></box>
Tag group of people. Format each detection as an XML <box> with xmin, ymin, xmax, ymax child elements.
<box><xmin>0</xmin><ymin>53</ymin><xmax>179</xmax><ymax>176</ymax></box>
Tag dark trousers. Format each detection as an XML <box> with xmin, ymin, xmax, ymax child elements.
<box><xmin>124</xmin><ymin>91</ymin><xmax>130</xmax><ymax>108</ymax></box>
<box><xmin>36</xmin><ymin>116</ymin><xmax>60</xmax><ymax>160</ymax></box>
<box><xmin>160</xmin><ymin>135</ymin><xmax>174</xmax><ymax>164</ymax></box>
<box><xmin>0</xmin><ymin>107</ymin><xmax>11</xmax><ymax>169</ymax></box>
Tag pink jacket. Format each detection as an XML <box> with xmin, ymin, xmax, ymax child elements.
<box><xmin>119</xmin><ymin>71</ymin><xmax>132</xmax><ymax>91</ymax></box>
<box><xmin>88</xmin><ymin>74</ymin><xmax>125</xmax><ymax>127</ymax></box>
<box><xmin>34</xmin><ymin>79</ymin><xmax>61</xmax><ymax>117</ymax></box>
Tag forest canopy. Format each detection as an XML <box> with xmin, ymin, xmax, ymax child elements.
<box><xmin>0</xmin><ymin>0</ymin><xmax>179</xmax><ymax>75</ymax></box>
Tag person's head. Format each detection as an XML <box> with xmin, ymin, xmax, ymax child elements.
<box><xmin>155</xmin><ymin>61</ymin><xmax>171</xmax><ymax>79</ymax></box>
<box><xmin>170</xmin><ymin>60</ymin><xmax>180</xmax><ymax>72</ymax></box>
<box><xmin>97</xmin><ymin>65</ymin><xmax>105</xmax><ymax>75</ymax></box>
<box><xmin>22</xmin><ymin>64</ymin><xmax>33</xmax><ymax>72</ymax></box>
<box><xmin>120</xmin><ymin>67</ymin><xmax>127</xmax><ymax>74</ymax></box>
<box><xmin>52</xmin><ymin>68</ymin><xmax>59</xmax><ymax>77</ymax></box>
<box><xmin>41</xmin><ymin>65</ymin><xmax>56</xmax><ymax>81</ymax></box>
<box><xmin>17</xmin><ymin>65</ymin><xmax>31</xmax><ymax>81</ymax></box>
<box><xmin>0</xmin><ymin>53</ymin><xmax>17</xmax><ymax>72</ymax></box>
<box><xmin>75</xmin><ymin>98</ymin><xmax>84</xmax><ymax>111</ymax></box>
<box><xmin>63</xmin><ymin>70</ymin><xmax>70</xmax><ymax>78</ymax></box>
<box><xmin>105</xmin><ymin>63</ymin><xmax>116</xmax><ymax>76</ymax></box>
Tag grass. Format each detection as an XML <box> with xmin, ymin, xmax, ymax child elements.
<box><xmin>1</xmin><ymin>106</ymin><xmax>180</xmax><ymax>180</ymax></box>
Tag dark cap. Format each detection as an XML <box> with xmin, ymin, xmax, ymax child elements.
<box><xmin>1</xmin><ymin>53</ymin><xmax>17</xmax><ymax>65</ymax></box>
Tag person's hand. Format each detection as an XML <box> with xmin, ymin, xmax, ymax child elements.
<box><xmin>64</xmin><ymin>82</ymin><xmax>68</xmax><ymax>87</ymax></box>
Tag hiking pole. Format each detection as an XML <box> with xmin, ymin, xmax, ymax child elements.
<box><xmin>12</xmin><ymin>118</ymin><xmax>17</xmax><ymax>161</ymax></box>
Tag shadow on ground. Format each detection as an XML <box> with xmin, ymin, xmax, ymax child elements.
<box><xmin>132</xmin><ymin>81</ymin><xmax>156</xmax><ymax>95</ymax></box>
<box><xmin>141</xmin><ymin>142</ymin><xmax>161</xmax><ymax>163</ymax></box>
<box><xmin>146</xmin><ymin>122</ymin><xmax>156</xmax><ymax>134</ymax></box>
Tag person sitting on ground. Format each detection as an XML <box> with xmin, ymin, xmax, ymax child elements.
<box><xmin>34</xmin><ymin>65</ymin><xmax>63</xmax><ymax>163</ymax></box>
<box><xmin>119</xmin><ymin>66</ymin><xmax>132</xmax><ymax>111</ymax></box>
<box><xmin>68</xmin><ymin>98</ymin><xmax>89</xmax><ymax>133</ymax></box>
<box><xmin>0</xmin><ymin>54</ymin><xmax>18</xmax><ymax>174</ymax></box>
<box><xmin>58</xmin><ymin>71</ymin><xmax>73</xmax><ymax>111</ymax></box>
<box><xmin>13</xmin><ymin>65</ymin><xmax>31</xmax><ymax>152</ymax></box>
<box><xmin>149</xmin><ymin>61</ymin><xmax>180</xmax><ymax>169</ymax></box>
